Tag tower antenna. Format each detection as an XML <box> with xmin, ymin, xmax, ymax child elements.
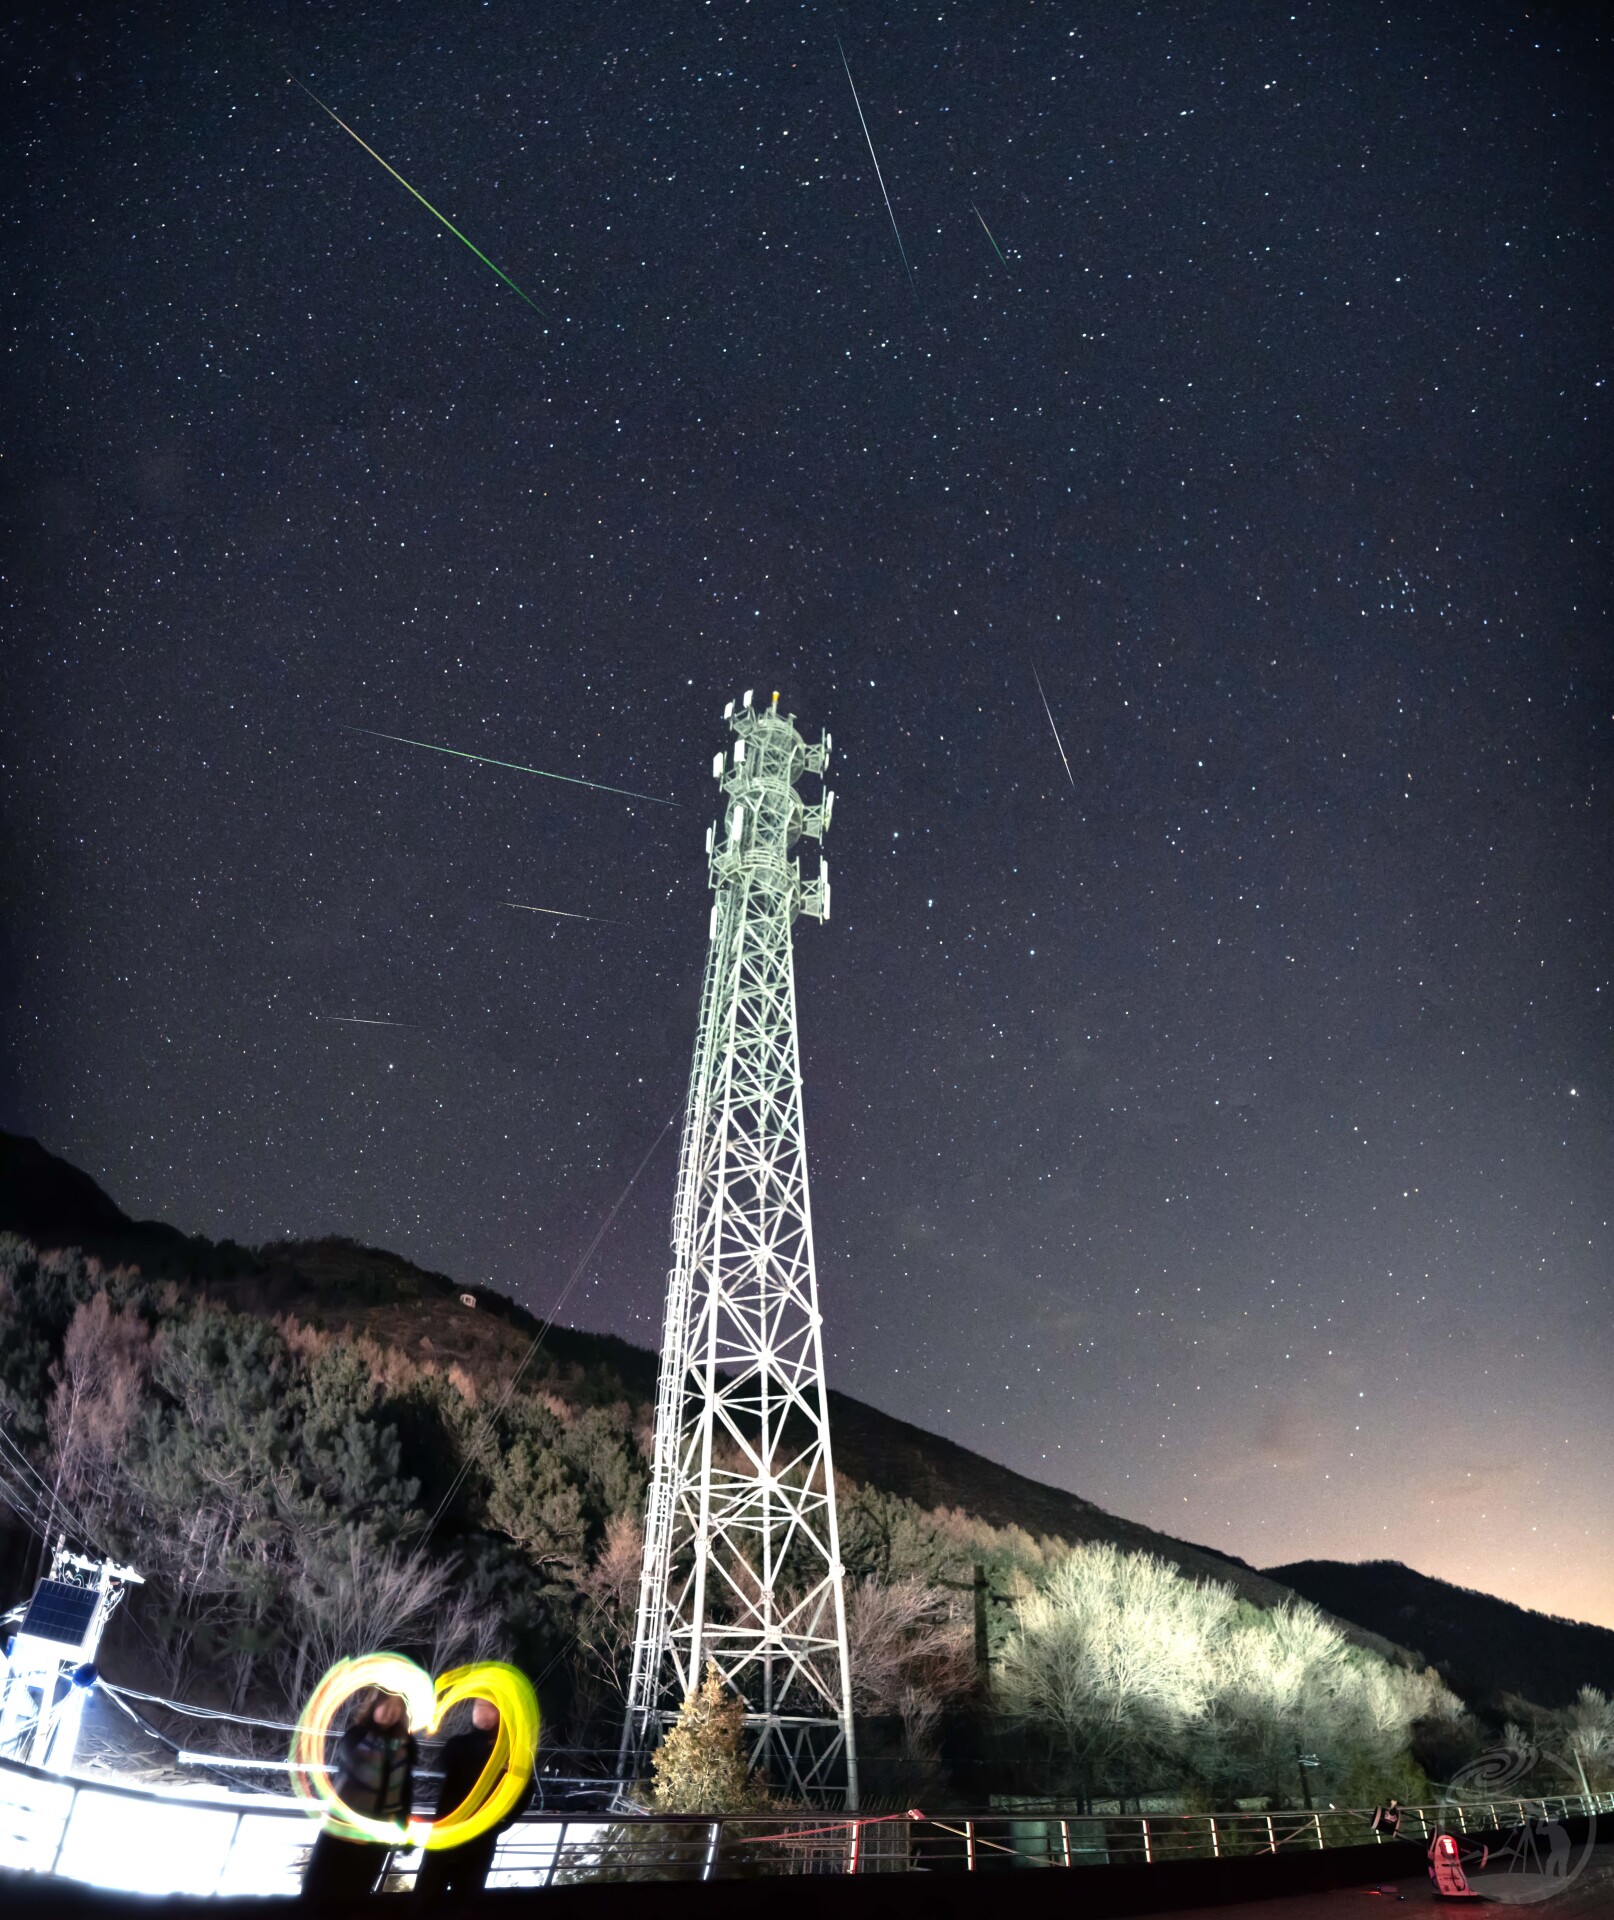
<box><xmin>621</xmin><ymin>689</ymin><xmax>856</xmax><ymax>1804</ymax></box>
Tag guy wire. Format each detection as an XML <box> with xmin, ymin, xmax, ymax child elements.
<box><xmin>416</xmin><ymin>1107</ymin><xmax>679</xmax><ymax>1550</ymax></box>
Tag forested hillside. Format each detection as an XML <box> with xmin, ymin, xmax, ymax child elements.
<box><xmin>4</xmin><ymin>1132</ymin><xmax>1609</xmax><ymax>1807</ymax></box>
<box><xmin>0</xmin><ymin>1131</ymin><xmax>1354</xmax><ymax>1620</ymax></box>
<box><xmin>1270</xmin><ymin>1559</ymin><xmax>1614</xmax><ymax>1712</ymax></box>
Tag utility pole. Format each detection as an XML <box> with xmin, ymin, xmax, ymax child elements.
<box><xmin>935</xmin><ymin>1564</ymin><xmax>1001</xmax><ymax>1692</ymax></box>
<box><xmin>621</xmin><ymin>689</ymin><xmax>856</xmax><ymax>1806</ymax></box>
<box><xmin>0</xmin><ymin>1543</ymin><xmax>142</xmax><ymax>1771</ymax></box>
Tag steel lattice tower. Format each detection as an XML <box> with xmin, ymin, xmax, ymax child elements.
<box><xmin>622</xmin><ymin>688</ymin><xmax>856</xmax><ymax>1806</ymax></box>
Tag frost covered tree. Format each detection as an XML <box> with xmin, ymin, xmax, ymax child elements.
<box><xmin>1558</xmin><ymin>1687</ymin><xmax>1614</xmax><ymax>1792</ymax></box>
<box><xmin>996</xmin><ymin>1543</ymin><xmax>1235</xmax><ymax>1797</ymax></box>
<box><xmin>996</xmin><ymin>1541</ymin><xmax>1460</xmax><ymax>1805</ymax></box>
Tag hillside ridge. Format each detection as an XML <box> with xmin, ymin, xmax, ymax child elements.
<box><xmin>0</xmin><ymin>1131</ymin><xmax>1381</xmax><ymax>1642</ymax></box>
<box><xmin>1269</xmin><ymin>1557</ymin><xmax>1614</xmax><ymax>1710</ymax></box>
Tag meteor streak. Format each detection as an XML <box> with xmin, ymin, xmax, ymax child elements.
<box><xmin>343</xmin><ymin>726</ymin><xmax>675</xmax><ymax>806</ymax></box>
<box><xmin>1032</xmin><ymin>664</ymin><xmax>1077</xmax><ymax>791</ymax></box>
<box><xmin>972</xmin><ymin>202</ymin><xmax>1009</xmax><ymax>268</ymax></box>
<box><xmin>836</xmin><ymin>37</ymin><xmax>920</xmax><ymax>311</ymax></box>
<box><xmin>288</xmin><ymin>76</ymin><xmax>543</xmax><ymax>315</ymax></box>
<box><xmin>320</xmin><ymin>1015</ymin><xmax>408</xmax><ymax>1027</ymax></box>
<box><xmin>504</xmin><ymin>901</ymin><xmax>625</xmax><ymax>926</ymax></box>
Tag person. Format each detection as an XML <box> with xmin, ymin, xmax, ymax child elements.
<box><xmin>302</xmin><ymin>1689</ymin><xmax>416</xmax><ymax>1904</ymax></box>
<box><xmin>1371</xmin><ymin>1797</ymin><xmax>1403</xmax><ymax>1841</ymax></box>
<box><xmin>413</xmin><ymin>1697</ymin><xmax>514</xmax><ymax>1903</ymax></box>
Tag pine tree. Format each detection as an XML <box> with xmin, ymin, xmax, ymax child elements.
<box><xmin>650</xmin><ymin>1662</ymin><xmax>772</xmax><ymax>1812</ymax></box>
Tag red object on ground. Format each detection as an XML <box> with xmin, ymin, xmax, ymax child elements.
<box><xmin>1429</xmin><ymin>1830</ymin><xmax>1480</xmax><ymax>1900</ymax></box>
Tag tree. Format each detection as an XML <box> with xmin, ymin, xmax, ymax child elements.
<box><xmin>1559</xmin><ymin>1686</ymin><xmax>1614</xmax><ymax>1793</ymax></box>
<box><xmin>996</xmin><ymin>1542</ymin><xmax>1233</xmax><ymax>1798</ymax></box>
<box><xmin>574</xmin><ymin>1511</ymin><xmax>645</xmax><ymax>1708</ymax></box>
<box><xmin>847</xmin><ymin>1574</ymin><xmax>974</xmax><ymax>1769</ymax></box>
<box><xmin>996</xmin><ymin>1541</ymin><xmax>1460</xmax><ymax>1806</ymax></box>
<box><xmin>650</xmin><ymin>1662</ymin><xmax>772</xmax><ymax>1813</ymax></box>
<box><xmin>45</xmin><ymin>1290</ymin><xmax>151</xmax><ymax>1536</ymax></box>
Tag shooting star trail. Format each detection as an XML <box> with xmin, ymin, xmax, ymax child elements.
<box><xmin>971</xmin><ymin>202</ymin><xmax>1009</xmax><ymax>268</ymax></box>
<box><xmin>319</xmin><ymin>1015</ymin><xmax>408</xmax><ymax>1027</ymax></box>
<box><xmin>288</xmin><ymin>75</ymin><xmax>543</xmax><ymax>315</ymax></box>
<box><xmin>836</xmin><ymin>37</ymin><xmax>920</xmax><ymax>311</ymax></box>
<box><xmin>1032</xmin><ymin>665</ymin><xmax>1077</xmax><ymax>791</ymax></box>
<box><xmin>504</xmin><ymin>901</ymin><xmax>626</xmax><ymax>926</ymax></box>
<box><xmin>343</xmin><ymin>726</ymin><xmax>676</xmax><ymax>806</ymax></box>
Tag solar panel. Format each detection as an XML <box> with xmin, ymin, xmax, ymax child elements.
<box><xmin>20</xmin><ymin>1579</ymin><xmax>99</xmax><ymax>1649</ymax></box>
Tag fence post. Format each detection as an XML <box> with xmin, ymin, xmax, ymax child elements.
<box><xmin>1312</xmin><ymin>1813</ymin><xmax>1323</xmax><ymax>1850</ymax></box>
<box><xmin>1208</xmin><ymin>1816</ymin><xmax>1219</xmax><ymax>1859</ymax></box>
<box><xmin>1141</xmin><ymin>1817</ymin><xmax>1151</xmax><ymax>1865</ymax></box>
<box><xmin>49</xmin><ymin>1780</ymin><xmax>79</xmax><ymax>1878</ymax></box>
<box><xmin>542</xmin><ymin>1822</ymin><xmax>565</xmax><ymax>1888</ymax></box>
<box><xmin>1265</xmin><ymin>1814</ymin><xmax>1276</xmax><ymax>1853</ymax></box>
<box><xmin>702</xmin><ymin>1821</ymin><xmax>721</xmax><ymax>1882</ymax></box>
<box><xmin>1060</xmin><ymin>1818</ymin><xmax>1071</xmax><ymax>1867</ymax></box>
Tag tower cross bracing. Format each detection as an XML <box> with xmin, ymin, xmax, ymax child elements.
<box><xmin>623</xmin><ymin>689</ymin><xmax>856</xmax><ymax>1805</ymax></box>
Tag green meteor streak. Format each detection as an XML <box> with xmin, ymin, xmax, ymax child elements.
<box><xmin>343</xmin><ymin>726</ymin><xmax>676</xmax><ymax>807</ymax></box>
<box><xmin>972</xmin><ymin>202</ymin><xmax>1009</xmax><ymax>268</ymax></box>
<box><xmin>290</xmin><ymin>76</ymin><xmax>542</xmax><ymax>315</ymax></box>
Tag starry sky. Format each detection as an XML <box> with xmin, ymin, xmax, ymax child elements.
<box><xmin>4</xmin><ymin>3</ymin><xmax>1610</xmax><ymax>1629</ymax></box>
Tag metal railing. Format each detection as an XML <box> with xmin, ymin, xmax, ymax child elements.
<box><xmin>1</xmin><ymin>1755</ymin><xmax>1608</xmax><ymax>1897</ymax></box>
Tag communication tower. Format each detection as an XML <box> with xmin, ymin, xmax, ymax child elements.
<box><xmin>622</xmin><ymin>689</ymin><xmax>856</xmax><ymax>1804</ymax></box>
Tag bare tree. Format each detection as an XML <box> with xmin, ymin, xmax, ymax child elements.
<box><xmin>45</xmin><ymin>1292</ymin><xmax>150</xmax><ymax>1537</ymax></box>
<box><xmin>1558</xmin><ymin>1686</ymin><xmax>1614</xmax><ymax>1792</ymax></box>
<box><xmin>847</xmin><ymin>1575</ymin><xmax>974</xmax><ymax>1762</ymax></box>
<box><xmin>279</xmin><ymin>1536</ymin><xmax>497</xmax><ymax>1712</ymax></box>
<box><xmin>997</xmin><ymin>1543</ymin><xmax>1234</xmax><ymax>1796</ymax></box>
<box><xmin>574</xmin><ymin>1512</ymin><xmax>645</xmax><ymax>1707</ymax></box>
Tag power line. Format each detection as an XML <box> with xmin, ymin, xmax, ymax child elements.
<box><xmin>0</xmin><ymin>1419</ymin><xmax>104</xmax><ymax>1562</ymax></box>
<box><xmin>101</xmin><ymin>1681</ymin><xmax>301</xmax><ymax>1734</ymax></box>
<box><xmin>416</xmin><ymin>1109</ymin><xmax>679</xmax><ymax>1551</ymax></box>
<box><xmin>95</xmin><ymin>1683</ymin><xmax>291</xmax><ymax>1799</ymax></box>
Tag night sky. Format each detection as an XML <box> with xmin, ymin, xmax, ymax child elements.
<box><xmin>4</xmin><ymin>4</ymin><xmax>1610</xmax><ymax>1629</ymax></box>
